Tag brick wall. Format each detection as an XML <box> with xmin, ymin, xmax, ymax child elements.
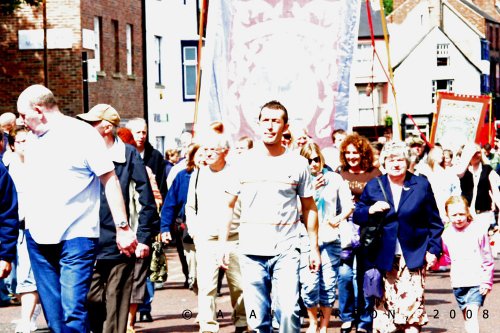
<box><xmin>81</xmin><ymin>0</ymin><xmax>144</xmax><ymax>121</ymax></box>
<box><xmin>0</xmin><ymin>0</ymin><xmax>82</xmax><ymax>117</ymax></box>
<box><xmin>0</xmin><ymin>0</ymin><xmax>144</xmax><ymax>120</ymax></box>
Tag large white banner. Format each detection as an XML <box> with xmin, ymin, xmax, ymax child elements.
<box><xmin>199</xmin><ymin>0</ymin><xmax>361</xmax><ymax>147</ymax></box>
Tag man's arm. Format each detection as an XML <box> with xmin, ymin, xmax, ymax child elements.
<box><xmin>131</xmin><ymin>149</ymin><xmax>160</xmax><ymax>258</ymax></box>
<box><xmin>99</xmin><ymin>170</ymin><xmax>137</xmax><ymax>257</ymax></box>
<box><xmin>488</xmin><ymin>171</ymin><xmax>500</xmax><ymax>212</ymax></box>
<box><xmin>300</xmin><ymin>196</ymin><xmax>320</xmax><ymax>273</ymax></box>
<box><xmin>219</xmin><ymin>192</ymin><xmax>238</xmax><ymax>269</ymax></box>
<box><xmin>454</xmin><ymin>144</ymin><xmax>477</xmax><ymax>178</ymax></box>
<box><xmin>0</xmin><ymin>166</ymin><xmax>19</xmax><ymax>278</ymax></box>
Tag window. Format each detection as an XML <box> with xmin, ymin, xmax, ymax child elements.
<box><xmin>481</xmin><ymin>39</ymin><xmax>490</xmax><ymax>61</ymax></box>
<box><xmin>496</xmin><ymin>26</ymin><xmax>499</xmax><ymax>50</ymax></box>
<box><xmin>181</xmin><ymin>40</ymin><xmax>198</xmax><ymax>101</ymax></box>
<box><xmin>481</xmin><ymin>74</ymin><xmax>490</xmax><ymax>94</ymax></box>
<box><xmin>432</xmin><ymin>79</ymin><xmax>453</xmax><ymax>103</ymax></box>
<box><xmin>154</xmin><ymin>36</ymin><xmax>162</xmax><ymax>85</ymax></box>
<box><xmin>126</xmin><ymin>24</ymin><xmax>133</xmax><ymax>75</ymax></box>
<box><xmin>356</xmin><ymin>44</ymin><xmax>372</xmax><ymax>64</ymax></box>
<box><xmin>93</xmin><ymin>17</ymin><xmax>102</xmax><ymax>71</ymax></box>
<box><xmin>436</xmin><ymin>43</ymin><xmax>449</xmax><ymax>66</ymax></box>
<box><xmin>156</xmin><ymin>136</ymin><xmax>165</xmax><ymax>155</ymax></box>
<box><xmin>112</xmin><ymin>20</ymin><xmax>120</xmax><ymax>73</ymax></box>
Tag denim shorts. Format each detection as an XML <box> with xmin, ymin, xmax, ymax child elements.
<box><xmin>453</xmin><ymin>286</ymin><xmax>485</xmax><ymax>310</ymax></box>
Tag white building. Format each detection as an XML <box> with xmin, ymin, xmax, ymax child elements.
<box><xmin>145</xmin><ymin>0</ymin><xmax>201</xmax><ymax>153</ymax></box>
<box><xmin>387</xmin><ymin>0</ymin><xmax>492</xmax><ymax>139</ymax></box>
<box><xmin>393</xmin><ymin>26</ymin><xmax>482</xmax><ymax>138</ymax></box>
<box><xmin>349</xmin><ymin>1</ymin><xmax>391</xmax><ymax>132</ymax></box>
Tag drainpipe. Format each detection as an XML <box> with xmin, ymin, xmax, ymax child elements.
<box><xmin>142</xmin><ymin>0</ymin><xmax>149</xmax><ymax>124</ymax></box>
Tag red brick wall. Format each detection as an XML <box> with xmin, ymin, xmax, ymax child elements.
<box><xmin>0</xmin><ymin>0</ymin><xmax>143</xmax><ymax>120</ymax></box>
<box><xmin>0</xmin><ymin>1</ymin><xmax>83</xmax><ymax>116</ymax></box>
<box><xmin>81</xmin><ymin>0</ymin><xmax>144</xmax><ymax>120</ymax></box>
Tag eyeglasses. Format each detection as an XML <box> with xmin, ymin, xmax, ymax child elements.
<box><xmin>308</xmin><ymin>156</ymin><xmax>321</xmax><ymax>164</ymax></box>
<box><xmin>282</xmin><ymin>133</ymin><xmax>291</xmax><ymax>140</ymax></box>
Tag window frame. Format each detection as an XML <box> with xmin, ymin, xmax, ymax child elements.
<box><xmin>112</xmin><ymin>19</ymin><xmax>120</xmax><ymax>73</ymax></box>
<box><xmin>126</xmin><ymin>24</ymin><xmax>133</xmax><ymax>76</ymax></box>
<box><xmin>154</xmin><ymin>35</ymin><xmax>162</xmax><ymax>86</ymax></box>
<box><xmin>432</xmin><ymin>79</ymin><xmax>453</xmax><ymax>104</ymax></box>
<box><xmin>436</xmin><ymin>43</ymin><xmax>449</xmax><ymax>67</ymax></box>
<box><xmin>181</xmin><ymin>40</ymin><xmax>199</xmax><ymax>101</ymax></box>
<box><xmin>93</xmin><ymin>16</ymin><xmax>102</xmax><ymax>72</ymax></box>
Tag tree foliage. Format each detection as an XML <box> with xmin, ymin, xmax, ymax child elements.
<box><xmin>383</xmin><ymin>0</ymin><xmax>393</xmax><ymax>15</ymax></box>
<box><xmin>0</xmin><ymin>0</ymin><xmax>42</xmax><ymax>15</ymax></box>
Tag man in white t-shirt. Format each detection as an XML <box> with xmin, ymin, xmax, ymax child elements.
<box><xmin>17</xmin><ymin>85</ymin><xmax>137</xmax><ymax>333</ymax></box>
<box><xmin>220</xmin><ymin>101</ymin><xmax>321</xmax><ymax>333</ymax></box>
<box><xmin>185</xmin><ymin>132</ymin><xmax>247</xmax><ymax>333</ymax></box>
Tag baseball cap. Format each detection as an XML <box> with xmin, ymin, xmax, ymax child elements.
<box><xmin>76</xmin><ymin>104</ymin><xmax>121</xmax><ymax>127</ymax></box>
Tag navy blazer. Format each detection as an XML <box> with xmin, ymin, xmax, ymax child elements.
<box><xmin>353</xmin><ymin>172</ymin><xmax>443</xmax><ymax>272</ymax></box>
<box><xmin>0</xmin><ymin>160</ymin><xmax>19</xmax><ymax>263</ymax></box>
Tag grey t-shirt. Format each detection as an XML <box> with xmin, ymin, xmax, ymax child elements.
<box><xmin>227</xmin><ymin>147</ymin><xmax>314</xmax><ymax>256</ymax></box>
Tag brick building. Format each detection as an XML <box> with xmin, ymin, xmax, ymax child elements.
<box><xmin>0</xmin><ymin>0</ymin><xmax>144</xmax><ymax>119</ymax></box>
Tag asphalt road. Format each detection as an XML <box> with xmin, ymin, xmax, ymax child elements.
<box><xmin>1</xmin><ymin>247</ymin><xmax>499</xmax><ymax>333</ymax></box>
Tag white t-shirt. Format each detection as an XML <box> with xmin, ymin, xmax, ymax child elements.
<box><xmin>185</xmin><ymin>162</ymin><xmax>237</xmax><ymax>241</ymax></box>
<box><xmin>24</xmin><ymin>115</ymin><xmax>114</xmax><ymax>244</ymax></box>
<box><xmin>227</xmin><ymin>147</ymin><xmax>314</xmax><ymax>256</ymax></box>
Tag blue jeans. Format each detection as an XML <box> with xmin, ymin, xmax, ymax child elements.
<box><xmin>300</xmin><ymin>240</ymin><xmax>341</xmax><ymax>308</ymax></box>
<box><xmin>239</xmin><ymin>247</ymin><xmax>301</xmax><ymax>333</ymax></box>
<box><xmin>138</xmin><ymin>277</ymin><xmax>155</xmax><ymax>313</ymax></box>
<box><xmin>338</xmin><ymin>250</ymin><xmax>374</xmax><ymax>331</ymax></box>
<box><xmin>0</xmin><ymin>280</ymin><xmax>11</xmax><ymax>304</ymax></box>
<box><xmin>26</xmin><ymin>231</ymin><xmax>97</xmax><ymax>333</ymax></box>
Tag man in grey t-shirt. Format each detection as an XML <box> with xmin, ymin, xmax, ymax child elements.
<box><xmin>220</xmin><ymin>100</ymin><xmax>320</xmax><ymax>333</ymax></box>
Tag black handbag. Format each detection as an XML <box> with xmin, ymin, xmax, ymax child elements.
<box><xmin>359</xmin><ymin>177</ymin><xmax>387</xmax><ymax>251</ymax></box>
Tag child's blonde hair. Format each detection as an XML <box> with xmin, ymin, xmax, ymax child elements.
<box><xmin>444</xmin><ymin>195</ymin><xmax>473</xmax><ymax>223</ymax></box>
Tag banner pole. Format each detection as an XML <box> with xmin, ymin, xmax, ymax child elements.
<box><xmin>192</xmin><ymin>0</ymin><xmax>207</xmax><ymax>137</ymax></box>
<box><xmin>378</xmin><ymin>0</ymin><xmax>401</xmax><ymax>140</ymax></box>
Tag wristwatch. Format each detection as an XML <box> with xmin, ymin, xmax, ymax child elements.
<box><xmin>115</xmin><ymin>220</ymin><xmax>128</xmax><ymax>229</ymax></box>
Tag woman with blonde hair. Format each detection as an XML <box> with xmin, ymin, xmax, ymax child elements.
<box><xmin>299</xmin><ymin>142</ymin><xmax>354</xmax><ymax>333</ymax></box>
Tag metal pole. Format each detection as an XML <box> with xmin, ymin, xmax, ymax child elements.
<box><xmin>43</xmin><ymin>0</ymin><xmax>48</xmax><ymax>87</ymax></box>
<box><xmin>142</xmin><ymin>0</ymin><xmax>149</xmax><ymax>122</ymax></box>
<box><xmin>82</xmin><ymin>52</ymin><xmax>89</xmax><ymax>113</ymax></box>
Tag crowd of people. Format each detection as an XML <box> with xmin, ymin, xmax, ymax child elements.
<box><xmin>0</xmin><ymin>85</ymin><xmax>498</xmax><ymax>333</ymax></box>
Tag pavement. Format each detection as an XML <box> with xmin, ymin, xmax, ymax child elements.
<box><xmin>0</xmin><ymin>247</ymin><xmax>499</xmax><ymax>333</ymax></box>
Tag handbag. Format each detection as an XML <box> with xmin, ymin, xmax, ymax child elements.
<box><xmin>150</xmin><ymin>236</ymin><xmax>168</xmax><ymax>283</ymax></box>
<box><xmin>363</xmin><ymin>267</ymin><xmax>383</xmax><ymax>298</ymax></box>
<box><xmin>359</xmin><ymin>177</ymin><xmax>387</xmax><ymax>251</ymax></box>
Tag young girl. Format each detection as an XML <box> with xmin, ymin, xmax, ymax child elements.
<box><xmin>443</xmin><ymin>196</ymin><xmax>495</xmax><ymax>333</ymax></box>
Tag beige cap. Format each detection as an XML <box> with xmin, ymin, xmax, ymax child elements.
<box><xmin>77</xmin><ymin>104</ymin><xmax>121</xmax><ymax>127</ymax></box>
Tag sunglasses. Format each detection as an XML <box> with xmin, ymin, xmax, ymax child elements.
<box><xmin>308</xmin><ymin>156</ymin><xmax>321</xmax><ymax>164</ymax></box>
<box><xmin>282</xmin><ymin>133</ymin><xmax>291</xmax><ymax>140</ymax></box>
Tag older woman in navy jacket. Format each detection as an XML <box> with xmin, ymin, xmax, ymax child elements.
<box><xmin>354</xmin><ymin>141</ymin><xmax>443</xmax><ymax>333</ymax></box>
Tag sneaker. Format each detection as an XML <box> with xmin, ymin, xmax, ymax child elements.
<box><xmin>14</xmin><ymin>322</ymin><xmax>30</xmax><ymax>333</ymax></box>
